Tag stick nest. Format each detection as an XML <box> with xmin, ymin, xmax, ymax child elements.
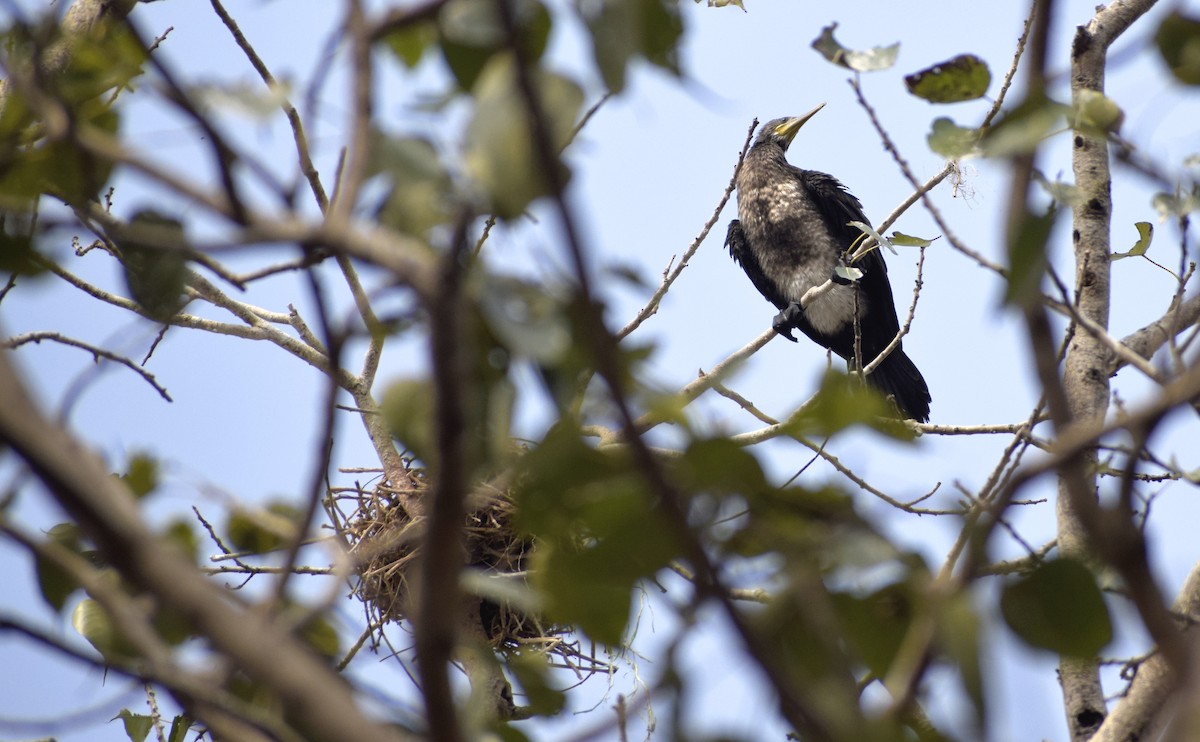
<box><xmin>332</xmin><ymin>468</ymin><xmax>607</xmax><ymax>673</ymax></box>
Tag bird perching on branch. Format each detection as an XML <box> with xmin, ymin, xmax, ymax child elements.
<box><xmin>725</xmin><ymin>105</ymin><xmax>931</xmax><ymax>422</ymax></box>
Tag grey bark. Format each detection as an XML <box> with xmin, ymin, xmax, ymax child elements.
<box><xmin>1058</xmin><ymin>1</ymin><xmax>1161</xmax><ymax>739</ymax></box>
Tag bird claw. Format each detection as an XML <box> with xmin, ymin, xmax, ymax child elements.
<box><xmin>772</xmin><ymin>303</ymin><xmax>803</xmax><ymax>342</ymax></box>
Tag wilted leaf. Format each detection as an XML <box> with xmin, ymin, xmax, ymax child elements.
<box><xmin>905</xmin><ymin>54</ymin><xmax>991</xmax><ymax>103</ymax></box>
<box><xmin>1156</xmin><ymin>11</ymin><xmax>1200</xmax><ymax>85</ymax></box>
<box><xmin>1112</xmin><ymin>221</ymin><xmax>1154</xmax><ymax>260</ymax></box>
<box><xmin>927</xmin><ymin>117</ymin><xmax>979</xmax><ymax>159</ymax></box>
<box><xmin>118</xmin><ymin>211</ymin><xmax>189</xmax><ymax>322</ymax></box>
<box><xmin>811</xmin><ymin>23</ymin><xmax>898</xmax><ymax>72</ymax></box>
<box><xmin>1000</xmin><ymin>558</ymin><xmax>1112</xmax><ymax>657</ymax></box>
<box><xmin>464</xmin><ymin>55</ymin><xmax>583</xmax><ymax>218</ymax></box>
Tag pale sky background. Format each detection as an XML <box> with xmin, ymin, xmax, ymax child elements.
<box><xmin>2</xmin><ymin>1</ymin><xmax>1200</xmax><ymax>740</ymax></box>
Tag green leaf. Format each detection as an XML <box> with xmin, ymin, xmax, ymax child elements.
<box><xmin>1000</xmin><ymin>558</ymin><xmax>1112</xmax><ymax>657</ymax></box>
<box><xmin>699</xmin><ymin>0</ymin><xmax>745</xmax><ymax>9</ymax></box>
<box><xmin>927</xmin><ymin>117</ymin><xmax>979</xmax><ymax>159</ymax></box>
<box><xmin>905</xmin><ymin>54</ymin><xmax>991</xmax><ymax>103</ymax></box>
<box><xmin>675</xmin><ymin>437</ymin><xmax>769</xmax><ymax>497</ymax></box>
<box><xmin>298</xmin><ymin>613</ymin><xmax>340</xmax><ymax>662</ymax></box>
<box><xmin>939</xmin><ymin>591</ymin><xmax>984</xmax><ymax>724</ymax></box>
<box><xmin>785</xmin><ymin>371</ymin><xmax>917</xmax><ymax>440</ymax></box>
<box><xmin>118</xmin><ymin>211</ymin><xmax>189</xmax><ymax>322</ymax></box>
<box><xmin>381</xmin><ymin>377</ymin><xmax>436</xmax><ymax>462</ymax></box>
<box><xmin>833</xmin><ymin>583</ymin><xmax>913</xmax><ymax>677</ymax></box>
<box><xmin>506</xmin><ymin>652</ymin><xmax>567</xmax><ymax>715</ymax></box>
<box><xmin>1072</xmin><ymin>88</ymin><xmax>1124</xmax><ymax>137</ymax></box>
<box><xmin>73</xmin><ymin>597</ymin><xmax>138</xmax><ymax>659</ymax></box>
<box><xmin>1032</xmin><ymin>170</ymin><xmax>1081</xmax><ymax>206</ymax></box>
<box><xmin>1004</xmin><ymin>207</ymin><xmax>1057</xmax><ymax>306</ymax></box>
<box><xmin>464</xmin><ymin>55</ymin><xmax>583</xmax><ymax>218</ymax></box>
<box><xmin>369</xmin><ymin>132</ymin><xmax>454</xmax><ymax>236</ymax></box>
<box><xmin>1153</xmin><ymin>188</ymin><xmax>1200</xmax><ymax>219</ymax></box>
<box><xmin>479</xmin><ymin>276</ymin><xmax>571</xmax><ymax>365</ymax></box>
<box><xmin>584</xmin><ymin>0</ymin><xmax>683</xmax><ymax>93</ymax></box>
<box><xmin>439</xmin><ymin>0</ymin><xmax>551</xmax><ymax>90</ymax></box>
<box><xmin>120</xmin><ymin>452</ymin><xmax>159</xmax><ymax>499</ymax></box>
<box><xmin>981</xmin><ymin>95</ymin><xmax>1068</xmax><ymax>158</ymax></box>
<box><xmin>114</xmin><ymin>709</ymin><xmax>153</xmax><ymax>742</ymax></box>
<box><xmin>833</xmin><ymin>264</ymin><xmax>864</xmax><ymax>283</ymax></box>
<box><xmin>810</xmin><ymin>23</ymin><xmax>899</xmax><ymax>72</ymax></box>
<box><xmin>0</xmin><ymin>207</ymin><xmax>49</xmax><ymax>276</ymax></box>
<box><xmin>515</xmin><ymin>423</ymin><xmax>679</xmax><ymax>645</ymax></box>
<box><xmin>889</xmin><ymin>232</ymin><xmax>935</xmax><ymax>248</ymax></box>
<box><xmin>383</xmin><ymin>22</ymin><xmax>437</xmax><ymax>68</ymax></box>
<box><xmin>847</xmin><ymin>220</ymin><xmax>897</xmax><ymax>256</ymax></box>
<box><xmin>36</xmin><ymin>523</ymin><xmax>82</xmax><ymax>612</ymax></box>
<box><xmin>1112</xmin><ymin>221</ymin><xmax>1154</xmax><ymax>260</ymax></box>
<box><xmin>160</xmin><ymin>518</ymin><xmax>199</xmax><ymax>563</ymax></box>
<box><xmin>166</xmin><ymin>715</ymin><xmax>194</xmax><ymax>742</ymax></box>
<box><xmin>224</xmin><ymin>502</ymin><xmax>302</xmax><ymax>555</ymax></box>
<box><xmin>1156</xmin><ymin>12</ymin><xmax>1200</xmax><ymax>85</ymax></box>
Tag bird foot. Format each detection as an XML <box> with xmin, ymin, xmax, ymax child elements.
<box><xmin>772</xmin><ymin>302</ymin><xmax>803</xmax><ymax>342</ymax></box>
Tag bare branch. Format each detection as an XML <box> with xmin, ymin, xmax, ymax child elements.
<box><xmin>3</xmin><ymin>331</ymin><xmax>172</xmax><ymax>401</ymax></box>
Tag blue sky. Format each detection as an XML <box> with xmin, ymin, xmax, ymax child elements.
<box><xmin>2</xmin><ymin>0</ymin><xmax>1200</xmax><ymax>739</ymax></box>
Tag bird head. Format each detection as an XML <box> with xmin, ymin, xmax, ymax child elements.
<box><xmin>755</xmin><ymin>104</ymin><xmax>826</xmax><ymax>151</ymax></box>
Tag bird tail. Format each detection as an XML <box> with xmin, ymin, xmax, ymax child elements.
<box><xmin>866</xmin><ymin>348</ymin><xmax>931</xmax><ymax>423</ymax></box>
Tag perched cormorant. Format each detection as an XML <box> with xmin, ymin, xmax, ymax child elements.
<box><xmin>725</xmin><ymin>105</ymin><xmax>931</xmax><ymax>422</ymax></box>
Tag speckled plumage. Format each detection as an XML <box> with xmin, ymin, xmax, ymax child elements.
<box><xmin>726</xmin><ymin>114</ymin><xmax>931</xmax><ymax>422</ymax></box>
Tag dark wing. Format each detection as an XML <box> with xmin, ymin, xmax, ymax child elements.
<box><xmin>798</xmin><ymin>169</ymin><xmax>903</xmax><ymax>354</ymax></box>
<box><xmin>799</xmin><ymin>170</ymin><xmax>931</xmax><ymax>421</ymax></box>
<box><xmin>726</xmin><ymin>219</ymin><xmax>789</xmax><ymax>310</ymax></box>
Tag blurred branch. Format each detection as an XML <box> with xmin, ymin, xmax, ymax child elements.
<box><xmin>617</xmin><ymin>117</ymin><xmax>757</xmax><ymax>339</ymax></box>
<box><xmin>2</xmin><ymin>332</ymin><xmax>171</xmax><ymax>401</ymax></box>
<box><xmin>416</xmin><ymin>214</ymin><xmax>475</xmax><ymax>740</ymax></box>
<box><xmin>209</xmin><ymin>0</ymin><xmax>330</xmax><ymax>211</ymax></box>
<box><xmin>1093</xmin><ymin>559</ymin><xmax>1200</xmax><ymax>741</ymax></box>
<box><xmin>0</xmin><ymin>348</ymin><xmax>406</xmax><ymax>742</ymax></box>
